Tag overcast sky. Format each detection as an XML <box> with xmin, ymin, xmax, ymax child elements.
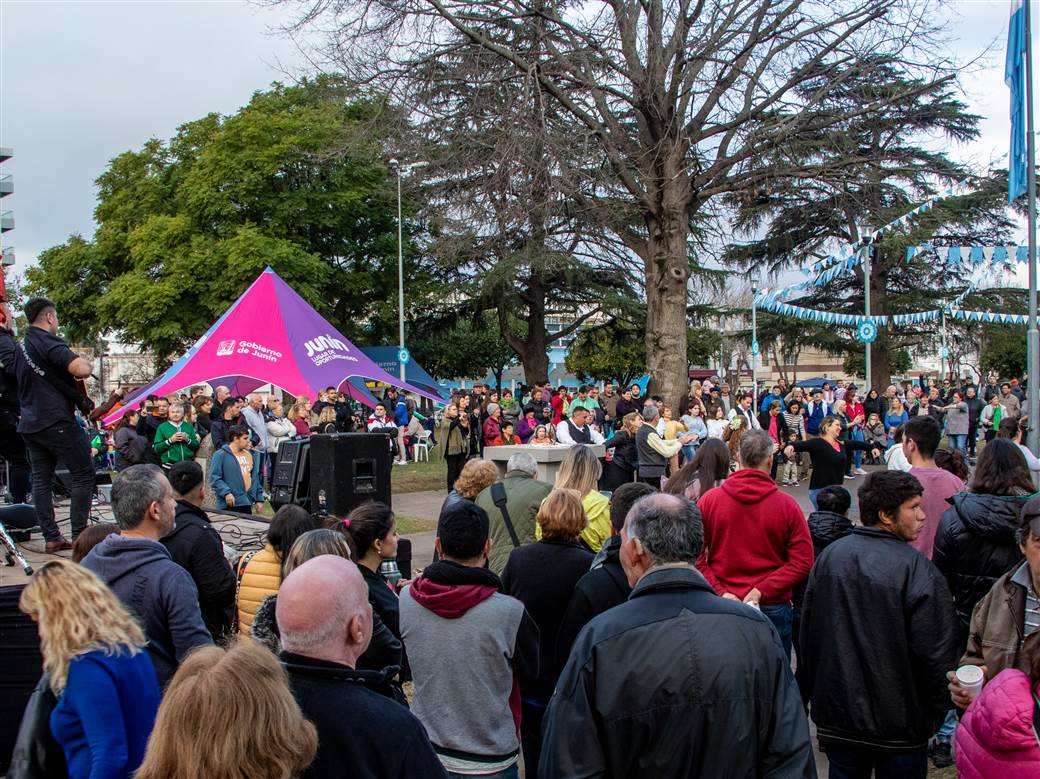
<box><xmin>0</xmin><ymin>0</ymin><xmax>1027</xmax><ymax>284</ymax></box>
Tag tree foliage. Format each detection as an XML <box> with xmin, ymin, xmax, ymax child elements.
<box><xmin>276</xmin><ymin>0</ymin><xmax>947</xmax><ymax>408</ymax></box>
<box><xmin>410</xmin><ymin>313</ymin><xmax>516</xmax><ymax>386</ymax></box>
<box><xmin>980</xmin><ymin>324</ymin><xmax>1027</xmax><ymax>380</ymax></box>
<box><xmin>724</xmin><ymin>60</ymin><xmax>1017</xmax><ymax>388</ymax></box>
<box><xmin>27</xmin><ymin>77</ymin><xmax>435</xmax><ymax>363</ymax></box>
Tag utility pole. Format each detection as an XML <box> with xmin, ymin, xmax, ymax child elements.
<box><xmin>1026</xmin><ymin>0</ymin><xmax>1040</xmax><ymax>455</ymax></box>
<box><xmin>863</xmin><ymin>245</ymin><xmax>872</xmax><ymax>392</ymax></box>
<box><xmin>389</xmin><ymin>159</ymin><xmax>428</xmax><ymax>383</ymax></box>
<box><xmin>751</xmin><ymin>273</ymin><xmax>758</xmax><ymax>409</ymax></box>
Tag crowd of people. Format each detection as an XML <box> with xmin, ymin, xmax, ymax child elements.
<box><xmin>6</xmin><ymin>294</ymin><xmax>1040</xmax><ymax>779</ymax></box>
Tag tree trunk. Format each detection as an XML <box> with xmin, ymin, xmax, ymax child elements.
<box><xmin>499</xmin><ymin>300</ymin><xmax>551</xmax><ymax>385</ymax></box>
<box><xmin>644</xmin><ymin>207</ymin><xmax>690</xmax><ymax>410</ymax></box>
<box><xmin>869</xmin><ymin>264</ymin><xmax>890</xmax><ymax>391</ymax></box>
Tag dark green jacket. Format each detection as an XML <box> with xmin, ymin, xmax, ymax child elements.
<box><xmin>476</xmin><ymin>471</ymin><xmax>553</xmax><ymax>575</ymax></box>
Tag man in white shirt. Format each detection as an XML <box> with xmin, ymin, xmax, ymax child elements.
<box><xmin>727</xmin><ymin>393</ymin><xmax>761</xmax><ymax>430</ymax></box>
<box><xmin>241</xmin><ymin>394</ymin><xmax>270</xmax><ymax>451</ymax></box>
<box><xmin>367</xmin><ymin>402</ymin><xmax>407</xmax><ymax>464</ymax></box>
<box><xmin>555</xmin><ymin>407</ymin><xmax>605</xmax><ymax>446</ymax></box>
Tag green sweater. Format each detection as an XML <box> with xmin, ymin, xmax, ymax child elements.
<box><xmin>154</xmin><ymin>420</ymin><xmax>200</xmax><ymax>464</ymax></box>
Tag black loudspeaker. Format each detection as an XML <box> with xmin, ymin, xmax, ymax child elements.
<box><xmin>308</xmin><ymin>433</ymin><xmax>392</xmax><ymax>516</ymax></box>
<box><xmin>0</xmin><ymin>584</ymin><xmax>43</xmax><ymax>775</ymax></box>
<box><xmin>271</xmin><ymin>440</ymin><xmax>311</xmax><ymax>510</ymax></box>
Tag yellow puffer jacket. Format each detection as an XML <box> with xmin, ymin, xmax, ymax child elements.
<box><xmin>237</xmin><ymin>544</ymin><xmax>282</xmax><ymax>634</ymax></box>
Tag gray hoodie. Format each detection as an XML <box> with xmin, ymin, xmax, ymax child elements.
<box><xmin>81</xmin><ymin>535</ymin><xmax>212</xmax><ymax>687</ymax></box>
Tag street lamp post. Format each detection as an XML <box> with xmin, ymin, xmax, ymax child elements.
<box><xmin>389</xmin><ymin>159</ymin><xmax>428</xmax><ymax>383</ymax></box>
<box><xmin>751</xmin><ymin>272</ymin><xmax>759</xmax><ymax>409</ymax></box>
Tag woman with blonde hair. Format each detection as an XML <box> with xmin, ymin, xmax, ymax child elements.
<box><xmin>439</xmin><ymin>457</ymin><xmax>499</xmax><ymax>519</ymax></box>
<box><xmin>136</xmin><ymin>639</ymin><xmax>317</xmax><ymax>779</ymax></box>
<box><xmin>502</xmin><ymin>488</ymin><xmax>593</xmax><ymax>772</ymax></box>
<box><xmin>287</xmin><ymin>401</ymin><xmax>311</xmax><ymax>437</ymax></box>
<box><xmin>314</xmin><ymin>404</ymin><xmax>338</xmax><ymax>435</ymax></box>
<box><xmin>551</xmin><ymin>445</ymin><xmax>611</xmax><ymax>552</ymax></box>
<box><xmin>19</xmin><ymin>559</ymin><xmax>160</xmax><ymax>779</ymax></box>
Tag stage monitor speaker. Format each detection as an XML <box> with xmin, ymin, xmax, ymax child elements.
<box><xmin>308</xmin><ymin>432</ymin><xmax>392</xmax><ymax>516</ymax></box>
<box><xmin>271</xmin><ymin>439</ymin><xmax>311</xmax><ymax>510</ymax></box>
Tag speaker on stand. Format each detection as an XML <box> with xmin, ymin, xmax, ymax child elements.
<box><xmin>270</xmin><ymin>439</ymin><xmax>311</xmax><ymax>511</ymax></box>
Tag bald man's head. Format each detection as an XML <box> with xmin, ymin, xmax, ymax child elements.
<box><xmin>276</xmin><ymin>555</ymin><xmax>372</xmax><ymax>666</ymax></box>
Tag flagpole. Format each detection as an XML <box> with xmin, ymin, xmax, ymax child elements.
<box><xmin>1026</xmin><ymin>0</ymin><xmax>1039</xmax><ymax>455</ymax></box>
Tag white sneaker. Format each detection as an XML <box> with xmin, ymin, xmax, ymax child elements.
<box><xmin>844</xmin><ymin>474</ymin><xmax>854</xmax><ymax>480</ymax></box>
<box><xmin>855</xmin><ymin>467</ymin><xmax>867</xmax><ymax>475</ymax></box>
<box><xmin>394</xmin><ymin>460</ymin><xmax>407</xmax><ymax>466</ymax></box>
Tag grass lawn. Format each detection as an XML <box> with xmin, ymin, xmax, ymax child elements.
<box><xmin>390</xmin><ymin>459</ymin><xmax>448</xmax><ymax>494</ymax></box>
<box><xmin>395</xmin><ymin>514</ymin><xmax>439</xmax><ymax>534</ymax></box>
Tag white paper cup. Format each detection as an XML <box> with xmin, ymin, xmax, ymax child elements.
<box><xmin>955</xmin><ymin>665</ymin><xmax>985</xmax><ymax>698</ymax></box>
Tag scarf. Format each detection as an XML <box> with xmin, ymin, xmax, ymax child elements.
<box><xmin>408</xmin><ymin>560</ymin><xmax>501</xmax><ymax>619</ymax></box>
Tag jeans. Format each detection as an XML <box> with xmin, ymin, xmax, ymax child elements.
<box><xmin>947</xmin><ymin>434</ymin><xmax>967</xmax><ymax>454</ymax></box>
<box><xmin>681</xmin><ymin>443</ymin><xmax>695</xmax><ymax>463</ymax></box>
<box><xmin>760</xmin><ymin>602</ymin><xmax>794</xmax><ymax>660</ymax></box>
<box><xmin>826</xmin><ymin>745</ymin><xmax>927</xmax><ymax>779</ymax></box>
<box><xmin>935</xmin><ymin>708</ymin><xmax>958</xmax><ymax>743</ymax></box>
<box><xmin>22</xmin><ymin>421</ymin><xmax>94</xmax><ymax>540</ymax></box>
<box><xmin>851</xmin><ymin>427</ymin><xmax>864</xmax><ymax>470</ymax></box>
<box><xmin>808</xmin><ymin>488</ymin><xmax>822</xmax><ymax>510</ymax></box>
<box><xmin>446</xmin><ymin>765</ymin><xmax>519</xmax><ymax>779</ymax></box>
<box><xmin>520</xmin><ymin>699</ymin><xmax>547</xmax><ymax>779</ymax></box>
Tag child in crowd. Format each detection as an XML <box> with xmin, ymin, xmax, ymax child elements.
<box><xmin>864</xmin><ymin>413</ymin><xmax>886</xmax><ymax>464</ymax></box>
<box><xmin>779</xmin><ymin>429</ymin><xmax>801</xmax><ymax>486</ymax></box>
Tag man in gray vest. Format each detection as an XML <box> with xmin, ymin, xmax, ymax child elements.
<box><xmin>635</xmin><ymin>406</ymin><xmax>681</xmax><ymax>485</ymax></box>
<box><xmin>475</xmin><ymin>452</ymin><xmax>553</xmax><ymax>574</ymax></box>
<box><xmin>555</xmin><ymin>406</ymin><xmax>605</xmax><ymax>446</ymax></box>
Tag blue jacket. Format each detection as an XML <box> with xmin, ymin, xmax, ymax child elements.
<box><xmin>209</xmin><ymin>444</ymin><xmax>264</xmax><ymax>506</ymax></box>
<box><xmin>395</xmin><ymin>399</ymin><xmax>409</xmax><ymax>427</ymax></box>
<box><xmin>759</xmin><ymin>393</ymin><xmax>787</xmax><ymax>413</ymax></box>
<box><xmin>81</xmin><ymin>536</ymin><xmax>213</xmax><ymax>687</ymax></box>
<box><xmin>51</xmin><ymin>649</ymin><xmax>160</xmax><ymax>779</ymax></box>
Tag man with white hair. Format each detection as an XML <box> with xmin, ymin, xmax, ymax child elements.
<box><xmin>278</xmin><ymin>555</ymin><xmax>445</xmax><ymax>778</ymax></box>
<box><xmin>241</xmin><ymin>393</ymin><xmax>270</xmax><ymax>451</ymax></box>
<box><xmin>213</xmin><ymin>385</ymin><xmax>231</xmax><ymax>410</ymax></box>
<box><xmin>540</xmin><ymin>493</ymin><xmax>813</xmax><ymax>777</ymax></box>
<box><xmin>475</xmin><ymin>451</ymin><xmax>553</xmax><ymax>574</ymax></box>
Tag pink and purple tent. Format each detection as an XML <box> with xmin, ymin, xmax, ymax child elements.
<box><xmin>103</xmin><ymin>268</ymin><xmax>443</xmax><ymax>425</ymax></box>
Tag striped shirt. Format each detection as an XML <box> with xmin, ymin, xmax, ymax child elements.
<box><xmin>1012</xmin><ymin>562</ymin><xmax>1040</xmax><ymax>638</ymax></box>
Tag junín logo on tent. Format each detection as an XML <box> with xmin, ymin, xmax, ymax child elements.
<box><xmin>217</xmin><ymin>340</ymin><xmax>237</xmax><ymax>357</ymax></box>
<box><xmin>305</xmin><ymin>334</ymin><xmax>356</xmax><ymax>367</ymax></box>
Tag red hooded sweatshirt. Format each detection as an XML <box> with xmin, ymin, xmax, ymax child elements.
<box><xmin>695</xmin><ymin>468</ymin><xmax>814</xmax><ymax>604</ymax></box>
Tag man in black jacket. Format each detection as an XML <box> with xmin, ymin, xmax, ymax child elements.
<box><xmin>0</xmin><ymin>299</ymin><xmax>30</xmax><ymax>504</ymax></box>
<box><xmin>161</xmin><ymin>461</ymin><xmax>236</xmax><ymax>641</ymax></box>
<box><xmin>541</xmin><ymin>492</ymin><xmax>814</xmax><ymax>778</ymax></box>
<box><xmin>800</xmin><ymin>470</ymin><xmax>959</xmax><ymax>779</ymax></box>
<box><xmin>278</xmin><ymin>555</ymin><xmax>445</xmax><ymax>779</ymax></box>
<box><xmin>555</xmin><ymin>481</ymin><xmax>655</xmax><ymax>666</ymax></box>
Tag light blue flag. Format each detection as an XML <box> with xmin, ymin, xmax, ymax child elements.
<box><xmin>1008</xmin><ymin>0</ymin><xmax>1028</xmax><ymax>202</ymax></box>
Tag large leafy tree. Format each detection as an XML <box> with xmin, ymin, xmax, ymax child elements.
<box><xmin>274</xmin><ymin>0</ymin><xmax>943</xmax><ymax>409</ymax></box>
<box><xmin>725</xmin><ymin>61</ymin><xmax>1017</xmax><ymax>389</ymax></box>
<box><xmin>409</xmin><ymin>28</ymin><xmax>634</xmax><ymax>384</ymax></box>
<box><xmin>27</xmin><ymin>76</ymin><xmax>434</xmax><ymax>362</ymax></box>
